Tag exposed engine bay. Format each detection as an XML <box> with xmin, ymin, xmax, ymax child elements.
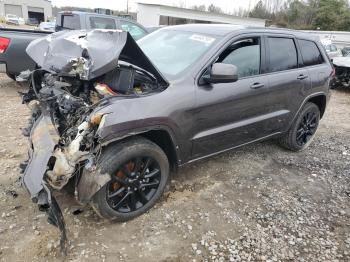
<box><xmin>22</xmin><ymin>65</ymin><xmax>159</xmax><ymax>189</ymax></box>
<box><xmin>18</xmin><ymin>29</ymin><xmax>168</xmax><ymax>254</ymax></box>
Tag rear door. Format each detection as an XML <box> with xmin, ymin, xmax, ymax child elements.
<box><xmin>297</xmin><ymin>39</ymin><xmax>332</xmax><ymax>95</ymax></box>
<box><xmin>264</xmin><ymin>35</ymin><xmax>311</xmax><ymax>132</ymax></box>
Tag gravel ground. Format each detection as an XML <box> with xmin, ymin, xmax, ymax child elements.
<box><xmin>0</xmin><ymin>73</ymin><xmax>349</xmax><ymax>262</ymax></box>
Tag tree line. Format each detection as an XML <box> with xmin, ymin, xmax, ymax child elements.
<box><xmin>193</xmin><ymin>0</ymin><xmax>350</xmax><ymax>31</ymax></box>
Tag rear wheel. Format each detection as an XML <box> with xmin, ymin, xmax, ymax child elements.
<box><xmin>91</xmin><ymin>137</ymin><xmax>169</xmax><ymax>221</ymax></box>
<box><xmin>279</xmin><ymin>102</ymin><xmax>320</xmax><ymax>151</ymax></box>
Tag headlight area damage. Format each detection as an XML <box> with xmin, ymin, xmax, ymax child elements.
<box><xmin>19</xmin><ymin>29</ymin><xmax>168</xmax><ymax>254</ymax></box>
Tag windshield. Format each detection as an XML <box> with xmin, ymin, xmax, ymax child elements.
<box><xmin>138</xmin><ymin>29</ymin><xmax>220</xmax><ymax>79</ymax></box>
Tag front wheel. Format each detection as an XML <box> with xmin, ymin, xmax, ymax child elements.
<box><xmin>279</xmin><ymin>102</ymin><xmax>320</xmax><ymax>151</ymax></box>
<box><xmin>91</xmin><ymin>137</ymin><xmax>169</xmax><ymax>221</ymax></box>
<box><xmin>6</xmin><ymin>73</ymin><xmax>16</xmax><ymax>81</ymax></box>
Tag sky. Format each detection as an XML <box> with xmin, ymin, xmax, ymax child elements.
<box><xmin>51</xmin><ymin>0</ymin><xmax>258</xmax><ymax>14</ymax></box>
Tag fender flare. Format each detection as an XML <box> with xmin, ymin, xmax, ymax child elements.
<box><xmin>288</xmin><ymin>91</ymin><xmax>328</xmax><ymax>131</ymax></box>
<box><xmin>76</xmin><ymin>125</ymin><xmax>181</xmax><ymax>203</ymax></box>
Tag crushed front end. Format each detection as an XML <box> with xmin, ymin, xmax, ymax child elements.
<box><xmin>20</xmin><ymin>69</ymin><xmax>104</xmax><ymax>254</ymax></box>
<box><xmin>18</xmin><ymin>29</ymin><xmax>167</xmax><ymax>254</ymax></box>
<box><xmin>331</xmin><ymin>57</ymin><xmax>350</xmax><ymax>89</ymax></box>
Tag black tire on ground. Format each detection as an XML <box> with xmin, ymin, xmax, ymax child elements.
<box><xmin>91</xmin><ymin>137</ymin><xmax>169</xmax><ymax>221</ymax></box>
<box><xmin>6</xmin><ymin>73</ymin><xmax>16</xmax><ymax>81</ymax></box>
<box><xmin>279</xmin><ymin>102</ymin><xmax>320</xmax><ymax>152</ymax></box>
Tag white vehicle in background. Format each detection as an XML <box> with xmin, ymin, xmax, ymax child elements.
<box><xmin>18</xmin><ymin>17</ymin><xmax>25</xmax><ymax>25</ymax></box>
<box><xmin>5</xmin><ymin>14</ymin><xmax>21</xmax><ymax>25</ymax></box>
<box><xmin>38</xmin><ymin>21</ymin><xmax>55</xmax><ymax>32</ymax></box>
<box><xmin>321</xmin><ymin>39</ymin><xmax>342</xmax><ymax>59</ymax></box>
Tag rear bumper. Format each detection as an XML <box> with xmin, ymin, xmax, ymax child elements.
<box><xmin>23</xmin><ymin>111</ymin><xmax>59</xmax><ymax>199</ymax></box>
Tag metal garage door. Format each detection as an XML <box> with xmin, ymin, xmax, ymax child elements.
<box><xmin>28</xmin><ymin>7</ymin><xmax>44</xmax><ymax>13</ymax></box>
<box><xmin>4</xmin><ymin>4</ymin><xmax>23</xmax><ymax>17</ymax></box>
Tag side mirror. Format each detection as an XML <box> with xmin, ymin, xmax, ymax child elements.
<box><xmin>203</xmin><ymin>63</ymin><xmax>238</xmax><ymax>84</ymax></box>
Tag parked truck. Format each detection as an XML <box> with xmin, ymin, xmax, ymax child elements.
<box><xmin>0</xmin><ymin>11</ymin><xmax>148</xmax><ymax>80</ymax></box>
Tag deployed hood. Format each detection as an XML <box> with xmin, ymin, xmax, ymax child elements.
<box><xmin>26</xmin><ymin>29</ymin><xmax>168</xmax><ymax>85</ymax></box>
<box><xmin>332</xmin><ymin>56</ymin><xmax>350</xmax><ymax>68</ymax></box>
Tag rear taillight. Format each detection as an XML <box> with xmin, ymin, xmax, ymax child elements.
<box><xmin>0</xmin><ymin>37</ymin><xmax>10</xmax><ymax>53</ymax></box>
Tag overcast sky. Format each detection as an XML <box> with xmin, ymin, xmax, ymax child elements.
<box><xmin>51</xmin><ymin>0</ymin><xmax>258</xmax><ymax>13</ymax></box>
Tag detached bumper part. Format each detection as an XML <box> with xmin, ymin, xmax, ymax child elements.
<box><xmin>22</xmin><ymin>112</ymin><xmax>67</xmax><ymax>255</ymax></box>
<box><xmin>38</xmin><ymin>186</ymin><xmax>68</xmax><ymax>255</ymax></box>
<box><xmin>23</xmin><ymin>113</ymin><xmax>59</xmax><ymax>197</ymax></box>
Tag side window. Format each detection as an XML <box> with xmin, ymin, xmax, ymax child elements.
<box><xmin>89</xmin><ymin>17</ymin><xmax>116</xmax><ymax>29</ymax></box>
<box><xmin>330</xmin><ymin>44</ymin><xmax>337</xmax><ymax>52</ymax></box>
<box><xmin>120</xmin><ymin>21</ymin><xmax>147</xmax><ymax>40</ymax></box>
<box><xmin>62</xmin><ymin>15</ymin><xmax>80</xmax><ymax>30</ymax></box>
<box><xmin>267</xmin><ymin>37</ymin><xmax>298</xmax><ymax>72</ymax></box>
<box><xmin>298</xmin><ymin>39</ymin><xmax>324</xmax><ymax>66</ymax></box>
<box><xmin>218</xmin><ymin>37</ymin><xmax>260</xmax><ymax>78</ymax></box>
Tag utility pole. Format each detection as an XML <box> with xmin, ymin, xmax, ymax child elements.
<box><xmin>126</xmin><ymin>0</ymin><xmax>129</xmax><ymax>14</ymax></box>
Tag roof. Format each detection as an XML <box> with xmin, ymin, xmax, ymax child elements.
<box><xmin>137</xmin><ymin>3</ymin><xmax>266</xmax><ymax>26</ymax></box>
<box><xmin>161</xmin><ymin>24</ymin><xmax>319</xmax><ymax>40</ymax></box>
<box><xmin>58</xmin><ymin>11</ymin><xmax>132</xmax><ymax>22</ymax></box>
<box><xmin>163</xmin><ymin>24</ymin><xmax>246</xmax><ymax>36</ymax></box>
<box><xmin>138</xmin><ymin>3</ymin><xmax>265</xmax><ymax>21</ymax></box>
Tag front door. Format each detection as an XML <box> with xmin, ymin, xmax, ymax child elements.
<box><xmin>191</xmin><ymin>35</ymin><xmax>286</xmax><ymax>159</ymax></box>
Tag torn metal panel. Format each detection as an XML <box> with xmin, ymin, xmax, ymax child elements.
<box><xmin>26</xmin><ymin>30</ymin><xmax>168</xmax><ymax>86</ymax></box>
<box><xmin>47</xmin><ymin>121</ymin><xmax>91</xmax><ymax>190</ymax></box>
<box><xmin>77</xmin><ymin>167</ymin><xmax>111</xmax><ymax>203</ymax></box>
<box><xmin>23</xmin><ymin>110</ymin><xmax>59</xmax><ymax>198</ymax></box>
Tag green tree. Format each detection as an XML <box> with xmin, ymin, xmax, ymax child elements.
<box><xmin>207</xmin><ymin>4</ymin><xmax>223</xmax><ymax>14</ymax></box>
<box><xmin>314</xmin><ymin>0</ymin><xmax>350</xmax><ymax>30</ymax></box>
<box><xmin>249</xmin><ymin>0</ymin><xmax>271</xmax><ymax>19</ymax></box>
<box><xmin>192</xmin><ymin>5</ymin><xmax>206</xmax><ymax>12</ymax></box>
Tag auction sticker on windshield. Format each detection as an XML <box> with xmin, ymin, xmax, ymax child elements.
<box><xmin>189</xmin><ymin>34</ymin><xmax>215</xmax><ymax>45</ymax></box>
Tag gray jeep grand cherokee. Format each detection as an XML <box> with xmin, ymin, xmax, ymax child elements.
<box><xmin>20</xmin><ymin>25</ymin><xmax>332</xmax><ymax>245</ymax></box>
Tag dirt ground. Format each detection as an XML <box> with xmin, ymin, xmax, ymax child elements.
<box><xmin>0</xmin><ymin>73</ymin><xmax>349</xmax><ymax>262</ymax></box>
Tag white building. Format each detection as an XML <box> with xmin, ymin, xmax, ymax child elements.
<box><xmin>0</xmin><ymin>0</ymin><xmax>52</xmax><ymax>22</ymax></box>
<box><xmin>137</xmin><ymin>3</ymin><xmax>266</xmax><ymax>28</ymax></box>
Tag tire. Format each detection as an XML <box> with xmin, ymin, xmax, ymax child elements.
<box><xmin>91</xmin><ymin>137</ymin><xmax>169</xmax><ymax>221</ymax></box>
<box><xmin>279</xmin><ymin>102</ymin><xmax>320</xmax><ymax>151</ymax></box>
<box><xmin>6</xmin><ymin>73</ymin><xmax>16</xmax><ymax>81</ymax></box>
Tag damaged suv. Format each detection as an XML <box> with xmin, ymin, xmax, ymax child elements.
<box><xmin>21</xmin><ymin>25</ymin><xmax>332</xmax><ymax>229</ymax></box>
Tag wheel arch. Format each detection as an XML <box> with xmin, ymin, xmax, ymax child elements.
<box><xmin>100</xmin><ymin>128</ymin><xmax>180</xmax><ymax>171</ymax></box>
<box><xmin>307</xmin><ymin>94</ymin><xmax>327</xmax><ymax>118</ymax></box>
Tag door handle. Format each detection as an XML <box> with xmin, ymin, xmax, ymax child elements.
<box><xmin>250</xmin><ymin>83</ymin><xmax>265</xmax><ymax>89</ymax></box>
<box><xmin>297</xmin><ymin>74</ymin><xmax>308</xmax><ymax>80</ymax></box>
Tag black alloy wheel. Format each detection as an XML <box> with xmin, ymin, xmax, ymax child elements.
<box><xmin>106</xmin><ymin>157</ymin><xmax>161</xmax><ymax>213</ymax></box>
<box><xmin>91</xmin><ymin>137</ymin><xmax>169</xmax><ymax>221</ymax></box>
<box><xmin>295</xmin><ymin>111</ymin><xmax>318</xmax><ymax>146</ymax></box>
<box><xmin>279</xmin><ymin>102</ymin><xmax>320</xmax><ymax>151</ymax></box>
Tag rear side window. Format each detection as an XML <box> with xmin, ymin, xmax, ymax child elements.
<box><xmin>62</xmin><ymin>15</ymin><xmax>80</xmax><ymax>30</ymax></box>
<box><xmin>267</xmin><ymin>37</ymin><xmax>298</xmax><ymax>72</ymax></box>
<box><xmin>90</xmin><ymin>17</ymin><xmax>116</xmax><ymax>29</ymax></box>
<box><xmin>298</xmin><ymin>39</ymin><xmax>324</xmax><ymax>66</ymax></box>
